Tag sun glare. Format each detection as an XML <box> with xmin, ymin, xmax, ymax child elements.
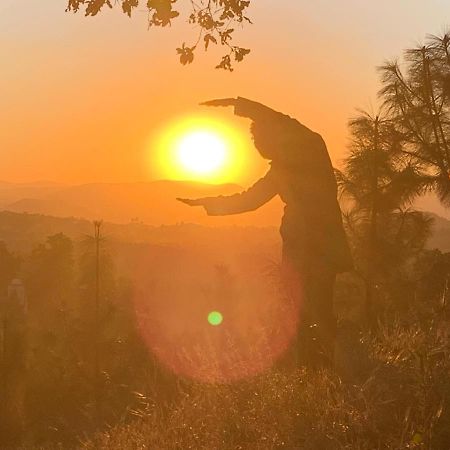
<box><xmin>177</xmin><ymin>131</ymin><xmax>227</xmax><ymax>175</ymax></box>
<box><xmin>153</xmin><ymin>115</ymin><xmax>247</xmax><ymax>184</ymax></box>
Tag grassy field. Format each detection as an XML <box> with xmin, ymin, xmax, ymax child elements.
<box><xmin>77</xmin><ymin>314</ymin><xmax>450</xmax><ymax>450</ymax></box>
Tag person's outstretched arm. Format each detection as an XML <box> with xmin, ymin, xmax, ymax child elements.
<box><xmin>178</xmin><ymin>170</ymin><xmax>277</xmax><ymax>216</ymax></box>
<box><xmin>234</xmin><ymin>97</ymin><xmax>288</xmax><ymax>122</ymax></box>
<box><xmin>201</xmin><ymin>97</ymin><xmax>290</xmax><ymax>124</ymax></box>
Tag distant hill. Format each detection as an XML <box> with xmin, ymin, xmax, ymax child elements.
<box><xmin>0</xmin><ymin>210</ymin><xmax>280</xmax><ymax>254</ymax></box>
<box><xmin>3</xmin><ymin>180</ymin><xmax>284</xmax><ymax>227</ymax></box>
<box><xmin>2</xmin><ymin>180</ymin><xmax>450</xmax><ymax>252</ymax></box>
<box><xmin>1</xmin><ymin>209</ymin><xmax>450</xmax><ymax>269</ymax></box>
<box><xmin>0</xmin><ymin>180</ymin><xmax>66</xmax><ymax>205</ymax></box>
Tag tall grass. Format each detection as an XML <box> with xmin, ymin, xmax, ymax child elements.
<box><xmin>81</xmin><ymin>313</ymin><xmax>450</xmax><ymax>450</ymax></box>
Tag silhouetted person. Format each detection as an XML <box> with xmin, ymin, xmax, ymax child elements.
<box><xmin>178</xmin><ymin>97</ymin><xmax>352</xmax><ymax>368</ymax></box>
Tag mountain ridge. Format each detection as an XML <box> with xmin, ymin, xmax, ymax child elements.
<box><xmin>2</xmin><ymin>179</ymin><xmax>283</xmax><ymax>227</ymax></box>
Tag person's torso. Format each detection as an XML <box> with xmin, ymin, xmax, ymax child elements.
<box><xmin>269</xmin><ymin>135</ymin><xmax>352</xmax><ymax>271</ymax></box>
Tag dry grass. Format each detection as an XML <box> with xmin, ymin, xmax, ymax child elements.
<box><xmin>80</xmin><ymin>317</ymin><xmax>450</xmax><ymax>450</ymax></box>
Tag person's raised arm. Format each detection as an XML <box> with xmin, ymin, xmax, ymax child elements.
<box><xmin>178</xmin><ymin>170</ymin><xmax>277</xmax><ymax>216</ymax></box>
<box><xmin>200</xmin><ymin>97</ymin><xmax>288</xmax><ymax>124</ymax></box>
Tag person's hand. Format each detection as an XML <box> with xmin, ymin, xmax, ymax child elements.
<box><xmin>200</xmin><ymin>98</ymin><xmax>237</xmax><ymax>108</ymax></box>
<box><xmin>176</xmin><ymin>197</ymin><xmax>205</xmax><ymax>207</ymax></box>
<box><xmin>200</xmin><ymin>97</ymin><xmax>272</xmax><ymax>121</ymax></box>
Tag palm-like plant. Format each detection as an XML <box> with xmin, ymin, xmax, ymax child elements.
<box><xmin>336</xmin><ymin>110</ymin><xmax>430</xmax><ymax>326</ymax></box>
<box><xmin>379</xmin><ymin>32</ymin><xmax>450</xmax><ymax>206</ymax></box>
<box><xmin>80</xmin><ymin>221</ymin><xmax>107</xmax><ymax>425</ymax></box>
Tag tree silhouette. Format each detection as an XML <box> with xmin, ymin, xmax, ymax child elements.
<box><xmin>80</xmin><ymin>220</ymin><xmax>106</xmax><ymax>424</ymax></box>
<box><xmin>336</xmin><ymin>110</ymin><xmax>429</xmax><ymax>326</ymax></box>
<box><xmin>0</xmin><ymin>242</ymin><xmax>19</xmax><ymax>294</ymax></box>
<box><xmin>0</xmin><ymin>243</ymin><xmax>21</xmax><ymax>445</ymax></box>
<box><xmin>66</xmin><ymin>0</ymin><xmax>252</xmax><ymax>70</ymax></box>
<box><xmin>379</xmin><ymin>32</ymin><xmax>450</xmax><ymax>205</ymax></box>
<box><xmin>25</xmin><ymin>233</ymin><xmax>74</xmax><ymax>312</ymax></box>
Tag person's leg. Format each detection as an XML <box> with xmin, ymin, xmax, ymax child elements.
<box><xmin>299</xmin><ymin>267</ymin><xmax>337</xmax><ymax>368</ymax></box>
<box><xmin>278</xmin><ymin>250</ymin><xmax>337</xmax><ymax>370</ymax></box>
<box><xmin>276</xmin><ymin>258</ymin><xmax>303</xmax><ymax>371</ymax></box>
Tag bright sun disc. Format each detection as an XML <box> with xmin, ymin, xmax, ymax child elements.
<box><xmin>152</xmin><ymin>114</ymin><xmax>248</xmax><ymax>183</ymax></box>
<box><xmin>177</xmin><ymin>131</ymin><xmax>227</xmax><ymax>175</ymax></box>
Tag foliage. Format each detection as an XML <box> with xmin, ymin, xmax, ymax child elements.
<box><xmin>336</xmin><ymin>110</ymin><xmax>432</xmax><ymax>322</ymax></box>
<box><xmin>0</xmin><ymin>221</ymin><xmax>448</xmax><ymax>448</ymax></box>
<box><xmin>0</xmin><ymin>232</ymin><xmax>152</xmax><ymax>447</ymax></box>
<box><xmin>379</xmin><ymin>32</ymin><xmax>450</xmax><ymax>206</ymax></box>
<box><xmin>25</xmin><ymin>233</ymin><xmax>74</xmax><ymax>304</ymax></box>
<box><xmin>81</xmin><ymin>313</ymin><xmax>450</xmax><ymax>450</ymax></box>
<box><xmin>65</xmin><ymin>0</ymin><xmax>252</xmax><ymax>70</ymax></box>
<box><xmin>337</xmin><ymin>110</ymin><xmax>424</xmax><ymax>213</ymax></box>
<box><xmin>0</xmin><ymin>241</ymin><xmax>20</xmax><ymax>294</ymax></box>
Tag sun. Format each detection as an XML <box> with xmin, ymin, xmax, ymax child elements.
<box><xmin>177</xmin><ymin>130</ymin><xmax>227</xmax><ymax>175</ymax></box>
<box><xmin>153</xmin><ymin>115</ymin><xmax>247</xmax><ymax>183</ymax></box>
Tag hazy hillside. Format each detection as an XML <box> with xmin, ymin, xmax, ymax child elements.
<box><xmin>3</xmin><ymin>180</ymin><xmax>284</xmax><ymax>227</ymax></box>
<box><xmin>2</xmin><ymin>209</ymin><xmax>450</xmax><ymax>254</ymax></box>
<box><xmin>0</xmin><ymin>210</ymin><xmax>280</xmax><ymax>255</ymax></box>
<box><xmin>0</xmin><ymin>181</ymin><xmax>66</xmax><ymax>205</ymax></box>
<box><xmin>3</xmin><ymin>180</ymin><xmax>450</xmax><ymax>229</ymax></box>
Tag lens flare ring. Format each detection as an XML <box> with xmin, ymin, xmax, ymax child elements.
<box><xmin>133</xmin><ymin>259</ymin><xmax>301</xmax><ymax>384</ymax></box>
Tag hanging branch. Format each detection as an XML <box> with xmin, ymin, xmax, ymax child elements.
<box><xmin>66</xmin><ymin>0</ymin><xmax>252</xmax><ymax>70</ymax></box>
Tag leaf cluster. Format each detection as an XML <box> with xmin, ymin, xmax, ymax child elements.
<box><xmin>379</xmin><ymin>32</ymin><xmax>450</xmax><ymax>205</ymax></box>
<box><xmin>66</xmin><ymin>0</ymin><xmax>252</xmax><ymax>70</ymax></box>
<box><xmin>337</xmin><ymin>110</ymin><xmax>433</xmax><ymax>310</ymax></box>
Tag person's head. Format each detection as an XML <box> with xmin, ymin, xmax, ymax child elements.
<box><xmin>250</xmin><ymin>120</ymin><xmax>283</xmax><ymax>160</ymax></box>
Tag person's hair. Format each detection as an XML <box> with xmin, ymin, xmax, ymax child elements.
<box><xmin>250</xmin><ymin>120</ymin><xmax>285</xmax><ymax>159</ymax></box>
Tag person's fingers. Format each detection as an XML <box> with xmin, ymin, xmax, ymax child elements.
<box><xmin>200</xmin><ymin>98</ymin><xmax>236</xmax><ymax>107</ymax></box>
<box><xmin>176</xmin><ymin>197</ymin><xmax>203</xmax><ymax>206</ymax></box>
<box><xmin>176</xmin><ymin>197</ymin><xmax>192</xmax><ymax>205</ymax></box>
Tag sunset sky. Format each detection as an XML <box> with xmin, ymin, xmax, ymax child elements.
<box><xmin>1</xmin><ymin>0</ymin><xmax>450</xmax><ymax>185</ymax></box>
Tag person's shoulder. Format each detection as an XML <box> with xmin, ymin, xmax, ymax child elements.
<box><xmin>288</xmin><ymin>118</ymin><xmax>319</xmax><ymax>137</ymax></box>
<box><xmin>289</xmin><ymin>121</ymin><xmax>326</xmax><ymax>149</ymax></box>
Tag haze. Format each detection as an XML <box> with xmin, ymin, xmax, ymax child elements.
<box><xmin>1</xmin><ymin>0</ymin><xmax>449</xmax><ymax>185</ymax></box>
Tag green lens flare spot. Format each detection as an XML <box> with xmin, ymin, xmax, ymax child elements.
<box><xmin>208</xmin><ymin>311</ymin><xmax>223</xmax><ymax>326</ymax></box>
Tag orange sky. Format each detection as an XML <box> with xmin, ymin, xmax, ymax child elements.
<box><xmin>1</xmin><ymin>0</ymin><xmax>450</xmax><ymax>185</ymax></box>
